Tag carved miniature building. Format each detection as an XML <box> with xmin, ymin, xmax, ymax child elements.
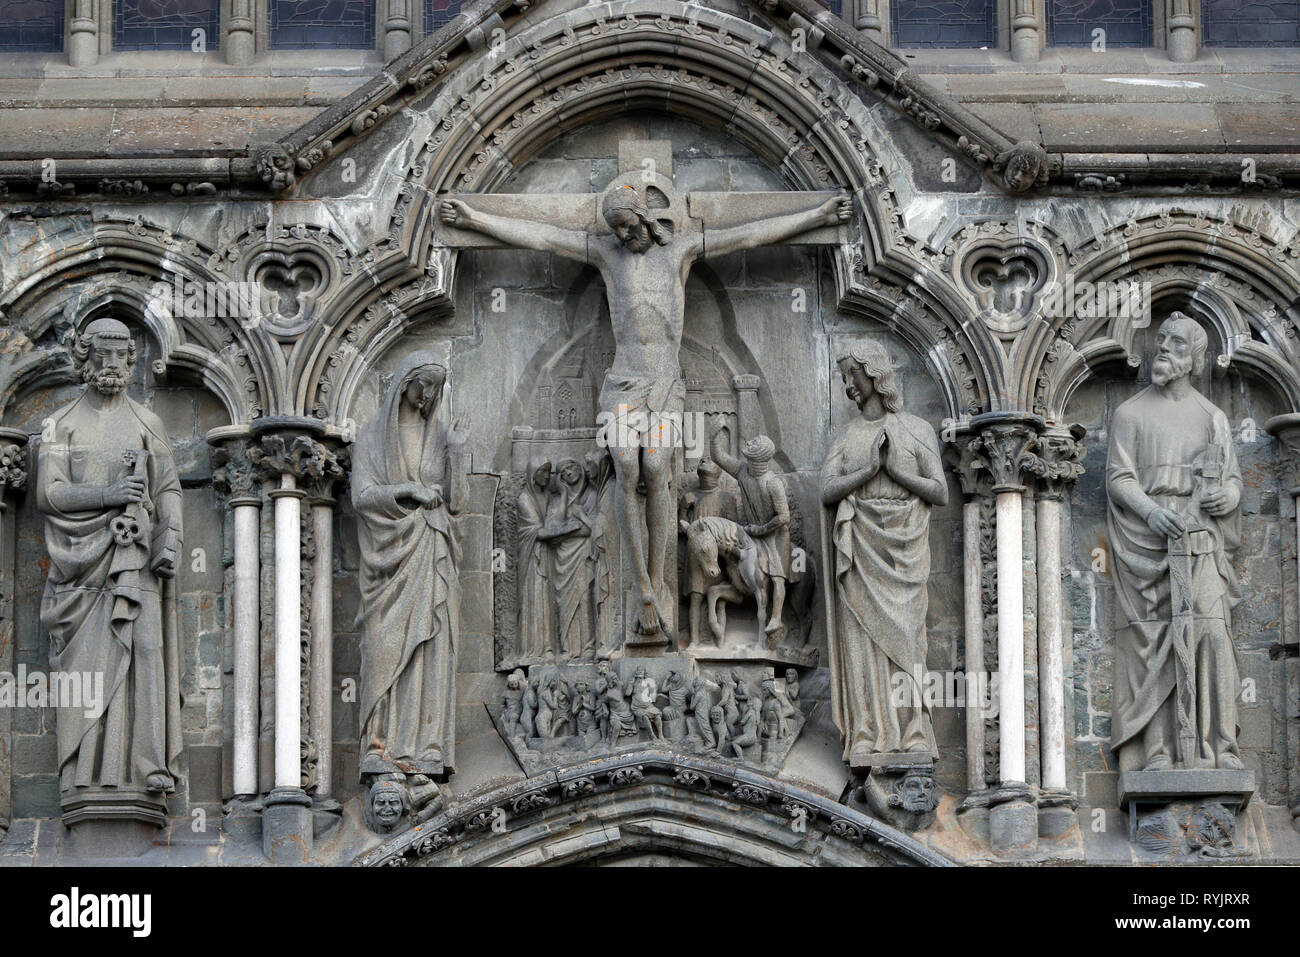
<box><xmin>1</xmin><ymin>0</ymin><xmax>1299</xmax><ymax>866</ymax></box>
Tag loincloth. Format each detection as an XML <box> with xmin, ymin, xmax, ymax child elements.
<box><xmin>599</xmin><ymin>374</ymin><xmax>685</xmax><ymax>433</ymax></box>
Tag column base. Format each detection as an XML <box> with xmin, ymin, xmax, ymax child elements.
<box><xmin>222</xmin><ymin>795</ymin><xmax>263</xmax><ymax>844</ymax></box>
<box><xmin>62</xmin><ymin>786</ymin><xmax>167</xmax><ymax>858</ymax></box>
<box><xmin>1037</xmin><ymin>787</ymin><xmax>1079</xmax><ymax>838</ymax></box>
<box><xmin>989</xmin><ymin>783</ymin><xmax>1038</xmax><ymax>856</ymax></box>
<box><xmin>262</xmin><ymin>787</ymin><xmax>313</xmax><ymax>864</ymax></box>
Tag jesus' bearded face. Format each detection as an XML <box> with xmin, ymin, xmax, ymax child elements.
<box><xmin>604</xmin><ymin>207</ymin><xmax>653</xmax><ymax>254</ymax></box>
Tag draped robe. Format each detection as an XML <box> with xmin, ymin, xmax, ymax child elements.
<box><xmin>37</xmin><ymin>392</ymin><xmax>183</xmax><ymax>792</ymax></box>
<box><xmin>352</xmin><ymin>354</ymin><xmax>465</xmax><ymax>774</ymax></box>
<box><xmin>548</xmin><ymin>462</ymin><xmax>593</xmax><ymax>659</ymax></box>
<box><xmin>1106</xmin><ymin>385</ymin><xmax>1243</xmax><ymax>771</ymax></box>
<box><xmin>516</xmin><ymin>461</ymin><xmax>554</xmax><ymax>661</ymax></box>
<box><xmin>821</xmin><ymin>410</ymin><xmax>939</xmax><ymax>761</ymax></box>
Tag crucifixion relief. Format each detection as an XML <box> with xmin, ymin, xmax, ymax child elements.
<box><xmin>438</xmin><ymin>140</ymin><xmax>850</xmax><ymax>645</ymax></box>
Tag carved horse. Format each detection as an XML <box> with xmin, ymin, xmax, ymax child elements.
<box><xmin>680</xmin><ymin>516</ymin><xmax>771</xmax><ymax>642</ymax></box>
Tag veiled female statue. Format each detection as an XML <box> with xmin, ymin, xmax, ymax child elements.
<box><xmin>544</xmin><ymin>458</ymin><xmax>594</xmax><ymax>659</ymax></box>
<box><xmin>820</xmin><ymin>342</ymin><xmax>947</xmax><ymax>767</ymax></box>
<box><xmin>517</xmin><ymin>457</ymin><xmax>555</xmax><ymax>661</ymax></box>
<box><xmin>352</xmin><ymin>353</ymin><xmax>469</xmax><ymax>776</ymax></box>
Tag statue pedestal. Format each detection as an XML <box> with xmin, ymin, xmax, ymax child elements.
<box><xmin>1118</xmin><ymin>768</ymin><xmax>1256</xmax><ymax>844</ymax></box>
<box><xmin>262</xmin><ymin>787</ymin><xmax>313</xmax><ymax>864</ymax></box>
<box><xmin>62</xmin><ymin>787</ymin><xmax>167</xmax><ymax>858</ymax></box>
<box><xmin>684</xmin><ymin>641</ymin><xmax>818</xmax><ymax>670</ymax></box>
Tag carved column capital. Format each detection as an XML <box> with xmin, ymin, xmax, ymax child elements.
<box><xmin>1266</xmin><ymin>414</ymin><xmax>1300</xmax><ymax>495</ymax></box>
<box><xmin>732</xmin><ymin>374</ymin><xmax>761</xmax><ymax>394</ymax></box>
<box><xmin>210</xmin><ymin>433</ymin><xmax>263</xmax><ymax>505</ymax></box>
<box><xmin>1020</xmin><ymin>424</ymin><xmax>1087</xmax><ymax>502</ymax></box>
<box><xmin>946</xmin><ymin>425</ymin><xmax>994</xmax><ymax>499</ymax></box>
<box><xmin>248</xmin><ymin>430</ymin><xmax>344</xmax><ymax>492</ymax></box>
<box><xmin>964</xmin><ymin>413</ymin><xmax>1045</xmax><ymax>495</ymax></box>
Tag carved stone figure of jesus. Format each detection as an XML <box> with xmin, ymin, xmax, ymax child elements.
<box><xmin>441</xmin><ymin>185</ymin><xmax>850</xmax><ymax>638</ymax></box>
<box><xmin>37</xmin><ymin>317</ymin><xmax>184</xmax><ymax>800</ymax></box>
<box><xmin>1107</xmin><ymin>312</ymin><xmax>1245</xmax><ymax>773</ymax></box>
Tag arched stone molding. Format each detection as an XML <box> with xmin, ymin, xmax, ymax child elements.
<box><xmin>352</xmin><ymin>751</ymin><xmax>953</xmax><ymax>867</ymax></box>
<box><xmin>1029</xmin><ymin>211</ymin><xmax>1300</xmax><ymax>423</ymax></box>
<box><xmin>287</xmin><ymin>0</ymin><xmax>994</xmax><ymax>428</ymax></box>
<box><xmin>0</xmin><ymin>219</ymin><xmax>273</xmax><ymax>426</ymax></box>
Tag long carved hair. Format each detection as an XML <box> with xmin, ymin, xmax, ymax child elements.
<box><xmin>837</xmin><ymin>341</ymin><xmax>901</xmax><ymax>413</ymax></box>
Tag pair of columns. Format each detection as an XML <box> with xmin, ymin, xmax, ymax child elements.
<box><xmin>850</xmin><ymin>0</ymin><xmax>1207</xmax><ymax>63</ymax></box>
<box><xmin>208</xmin><ymin>424</ymin><xmax>344</xmax><ymax>809</ymax></box>
<box><xmin>68</xmin><ymin>0</ymin><xmax>417</xmax><ymax>66</ymax></box>
<box><xmin>953</xmin><ymin>414</ymin><xmax>1085</xmax><ymax>848</ymax></box>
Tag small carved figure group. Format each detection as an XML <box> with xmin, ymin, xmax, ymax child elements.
<box><xmin>685</xmin><ymin>668</ymin><xmax>800</xmax><ymax>759</ymax></box>
<box><xmin>517</xmin><ymin>448</ymin><xmax>616</xmax><ymax>662</ymax></box>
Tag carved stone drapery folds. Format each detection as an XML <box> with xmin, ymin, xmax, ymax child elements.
<box><xmin>36</xmin><ymin>319</ymin><xmax>184</xmax><ymax>844</ymax></box>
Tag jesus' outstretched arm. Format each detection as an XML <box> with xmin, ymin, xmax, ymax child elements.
<box><xmin>440</xmin><ymin>198</ymin><xmax>589</xmax><ymax>262</ymax></box>
<box><xmin>701</xmin><ymin>195</ymin><xmax>851</xmax><ymax>259</ymax></box>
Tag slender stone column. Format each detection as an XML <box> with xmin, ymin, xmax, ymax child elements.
<box><xmin>1022</xmin><ymin>425</ymin><xmax>1086</xmax><ymax>836</ymax></box>
<box><xmin>1010</xmin><ymin>0</ymin><xmax>1041</xmax><ymax>62</ymax></box>
<box><xmin>850</xmin><ymin>0</ymin><xmax>886</xmax><ymax>44</ymax></box>
<box><xmin>210</xmin><ymin>429</ymin><xmax>262</xmax><ymax>800</ymax></box>
<box><xmin>1036</xmin><ymin>492</ymin><xmax>1065</xmax><ymax>788</ymax></box>
<box><xmin>271</xmin><ymin>472</ymin><xmax>304</xmax><ymax>790</ymax></box>
<box><xmin>1265</xmin><ymin>415</ymin><xmax>1300</xmax><ymax>820</ymax></box>
<box><xmin>247</xmin><ymin>422</ymin><xmax>337</xmax><ymax>863</ymax></box>
<box><xmin>68</xmin><ymin>0</ymin><xmax>99</xmax><ymax>67</ymax></box>
<box><xmin>1166</xmin><ymin>0</ymin><xmax>1198</xmax><ymax>62</ymax></box>
<box><xmin>0</xmin><ymin>431</ymin><xmax>27</xmax><ymax>832</ymax></box>
<box><xmin>948</xmin><ymin>433</ymin><xmax>993</xmax><ymax>794</ymax></box>
<box><xmin>304</xmin><ymin>450</ymin><xmax>346</xmax><ymax>805</ymax></box>
<box><xmin>226</xmin><ymin>0</ymin><xmax>255</xmax><ymax>64</ymax></box>
<box><xmin>383</xmin><ymin>0</ymin><xmax>413</xmax><ymax>60</ymax></box>
<box><xmin>968</xmin><ymin>413</ymin><xmax>1042</xmax><ymax>854</ymax></box>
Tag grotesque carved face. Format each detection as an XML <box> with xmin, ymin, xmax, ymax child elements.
<box><xmin>895</xmin><ymin>772</ymin><xmax>938</xmax><ymax>813</ymax></box>
<box><xmin>604</xmin><ymin>207</ymin><xmax>653</xmax><ymax>254</ymax></box>
<box><xmin>838</xmin><ymin>357</ymin><xmax>875</xmax><ymax>410</ymax></box>
<box><xmin>1152</xmin><ymin>316</ymin><xmax>1199</xmax><ymax>387</ymax></box>
<box><xmin>88</xmin><ymin>334</ymin><xmax>133</xmax><ymax>395</ymax></box>
<box><xmin>369</xmin><ymin>783</ymin><xmax>405</xmax><ymax>830</ymax></box>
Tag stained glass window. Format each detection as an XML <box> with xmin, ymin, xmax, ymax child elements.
<box><xmin>0</xmin><ymin>0</ymin><xmax>63</xmax><ymax>52</ymax></box>
<box><xmin>891</xmin><ymin>0</ymin><xmax>996</xmax><ymax>47</ymax></box>
<box><xmin>424</xmin><ymin>0</ymin><xmax>462</xmax><ymax>34</ymax></box>
<box><xmin>270</xmin><ymin>0</ymin><xmax>374</xmax><ymax>49</ymax></box>
<box><xmin>1202</xmin><ymin>0</ymin><xmax>1300</xmax><ymax>45</ymax></box>
<box><xmin>114</xmin><ymin>0</ymin><xmax>219</xmax><ymax>50</ymax></box>
<box><xmin>1047</xmin><ymin>0</ymin><xmax>1151</xmax><ymax>46</ymax></box>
